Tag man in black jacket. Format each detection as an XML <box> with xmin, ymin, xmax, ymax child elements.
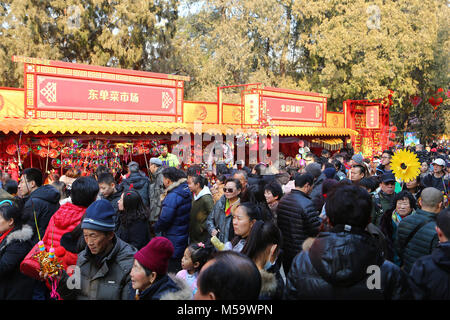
<box><xmin>276</xmin><ymin>173</ymin><xmax>320</xmax><ymax>274</ymax></box>
<box><xmin>18</xmin><ymin>168</ymin><xmax>60</xmax><ymax>244</ymax></box>
<box><xmin>284</xmin><ymin>184</ymin><xmax>413</xmax><ymax>300</ymax></box>
<box><xmin>409</xmin><ymin>207</ymin><xmax>450</xmax><ymax>299</ymax></box>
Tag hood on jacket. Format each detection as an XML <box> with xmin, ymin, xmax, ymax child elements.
<box><xmin>193</xmin><ymin>186</ymin><xmax>212</xmax><ymax>201</ymax></box>
<box><xmin>0</xmin><ymin>188</ymin><xmax>14</xmax><ymax>201</ymax></box>
<box><xmin>30</xmin><ymin>184</ymin><xmax>60</xmax><ymax>205</ymax></box>
<box><xmin>259</xmin><ymin>269</ymin><xmax>278</xmax><ymax>297</ymax></box>
<box><xmin>161</xmin><ymin>178</ymin><xmax>190</xmax><ymax>202</ymax></box>
<box><xmin>308</xmin><ymin>230</ymin><xmax>384</xmax><ymax>287</ymax></box>
<box><xmin>432</xmin><ymin>242</ymin><xmax>450</xmax><ymax>272</ymax></box>
<box><xmin>53</xmin><ymin>202</ymin><xmax>87</xmax><ymax>229</ymax></box>
<box><xmin>160</xmin><ymin>273</ymin><xmax>194</xmax><ymax>300</ymax></box>
<box><xmin>124</xmin><ymin>173</ymin><xmax>150</xmax><ymax>190</ymax></box>
<box><xmin>4</xmin><ymin>224</ymin><xmax>33</xmax><ymax>246</ymax></box>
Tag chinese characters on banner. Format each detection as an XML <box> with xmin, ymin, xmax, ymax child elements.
<box><xmin>365</xmin><ymin>106</ymin><xmax>379</xmax><ymax>129</ymax></box>
<box><xmin>88</xmin><ymin>89</ymin><xmax>139</xmax><ymax>103</ymax></box>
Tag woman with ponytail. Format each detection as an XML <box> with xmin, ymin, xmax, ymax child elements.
<box><xmin>241</xmin><ymin>220</ymin><xmax>284</xmax><ymax>300</ymax></box>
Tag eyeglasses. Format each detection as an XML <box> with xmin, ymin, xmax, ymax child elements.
<box><xmin>223</xmin><ymin>188</ymin><xmax>235</xmax><ymax>193</ymax></box>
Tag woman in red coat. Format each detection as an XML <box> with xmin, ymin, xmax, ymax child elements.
<box><xmin>22</xmin><ymin>177</ymin><xmax>99</xmax><ymax>283</ymax></box>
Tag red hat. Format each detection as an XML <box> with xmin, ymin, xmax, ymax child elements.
<box><xmin>134</xmin><ymin>237</ymin><xmax>174</xmax><ymax>275</ymax></box>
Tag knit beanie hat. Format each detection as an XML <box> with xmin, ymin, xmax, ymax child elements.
<box><xmin>134</xmin><ymin>237</ymin><xmax>174</xmax><ymax>275</ymax></box>
<box><xmin>352</xmin><ymin>153</ymin><xmax>364</xmax><ymax>165</ymax></box>
<box><xmin>305</xmin><ymin>163</ymin><xmax>322</xmax><ymax>178</ymax></box>
<box><xmin>81</xmin><ymin>199</ymin><xmax>116</xmax><ymax>232</ymax></box>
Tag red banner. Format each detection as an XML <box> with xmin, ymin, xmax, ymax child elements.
<box><xmin>36</xmin><ymin>76</ymin><xmax>176</xmax><ymax>115</ymax></box>
<box><xmin>263</xmin><ymin>96</ymin><xmax>324</xmax><ymax>122</ymax></box>
<box><xmin>365</xmin><ymin>105</ymin><xmax>379</xmax><ymax>129</ymax></box>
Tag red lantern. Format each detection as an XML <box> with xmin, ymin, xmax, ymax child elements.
<box><xmin>6</xmin><ymin>144</ymin><xmax>17</xmax><ymax>155</ymax></box>
<box><xmin>389</xmin><ymin>132</ymin><xmax>396</xmax><ymax>139</ymax></box>
<box><xmin>390</xmin><ymin>126</ymin><xmax>397</xmax><ymax>132</ymax></box>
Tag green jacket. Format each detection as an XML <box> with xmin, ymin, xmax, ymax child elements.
<box><xmin>189</xmin><ymin>186</ymin><xmax>214</xmax><ymax>244</ymax></box>
<box><xmin>159</xmin><ymin>153</ymin><xmax>180</xmax><ymax>168</ymax></box>
<box><xmin>371</xmin><ymin>190</ymin><xmax>395</xmax><ymax>226</ymax></box>
<box><xmin>395</xmin><ymin>209</ymin><xmax>438</xmax><ymax>273</ymax></box>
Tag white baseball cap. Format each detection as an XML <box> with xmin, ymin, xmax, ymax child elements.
<box><xmin>432</xmin><ymin>158</ymin><xmax>446</xmax><ymax>166</ymax></box>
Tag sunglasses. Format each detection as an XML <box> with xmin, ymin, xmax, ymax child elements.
<box><xmin>223</xmin><ymin>188</ymin><xmax>235</xmax><ymax>193</ymax></box>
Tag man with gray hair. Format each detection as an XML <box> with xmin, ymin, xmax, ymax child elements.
<box><xmin>396</xmin><ymin>187</ymin><xmax>444</xmax><ymax>273</ymax></box>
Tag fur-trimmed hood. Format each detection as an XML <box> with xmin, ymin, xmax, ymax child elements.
<box><xmin>259</xmin><ymin>269</ymin><xmax>278</xmax><ymax>297</ymax></box>
<box><xmin>160</xmin><ymin>178</ymin><xmax>188</xmax><ymax>202</ymax></box>
<box><xmin>2</xmin><ymin>224</ymin><xmax>33</xmax><ymax>247</ymax></box>
<box><xmin>160</xmin><ymin>273</ymin><xmax>194</xmax><ymax>300</ymax></box>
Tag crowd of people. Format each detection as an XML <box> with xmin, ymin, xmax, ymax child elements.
<box><xmin>0</xmin><ymin>142</ymin><xmax>449</xmax><ymax>300</ymax></box>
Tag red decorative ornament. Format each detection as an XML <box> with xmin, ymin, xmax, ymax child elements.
<box><xmin>6</xmin><ymin>144</ymin><xmax>17</xmax><ymax>156</ymax></box>
<box><xmin>48</xmin><ymin>149</ymin><xmax>59</xmax><ymax>159</ymax></box>
<box><xmin>298</xmin><ymin>140</ymin><xmax>305</xmax><ymax>148</ymax></box>
<box><xmin>389</xmin><ymin>132</ymin><xmax>396</xmax><ymax>139</ymax></box>
<box><xmin>390</xmin><ymin>126</ymin><xmax>397</xmax><ymax>133</ymax></box>
<box><xmin>20</xmin><ymin>145</ymin><xmax>30</xmax><ymax>155</ymax></box>
<box><xmin>50</xmin><ymin>139</ymin><xmax>60</xmax><ymax>149</ymax></box>
<box><xmin>40</xmin><ymin>138</ymin><xmax>51</xmax><ymax>147</ymax></box>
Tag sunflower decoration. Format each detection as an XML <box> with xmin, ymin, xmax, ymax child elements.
<box><xmin>390</xmin><ymin>149</ymin><xmax>421</xmax><ymax>183</ymax></box>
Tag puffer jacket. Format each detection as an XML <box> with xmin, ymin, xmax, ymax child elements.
<box><xmin>276</xmin><ymin>189</ymin><xmax>320</xmax><ymax>261</ymax></box>
<box><xmin>206</xmin><ymin>195</ymin><xmax>234</xmax><ymax>243</ymax></box>
<box><xmin>120</xmin><ymin>172</ymin><xmax>150</xmax><ymax>207</ymax></box>
<box><xmin>284</xmin><ymin>226</ymin><xmax>413</xmax><ymax>300</ymax></box>
<box><xmin>24</xmin><ymin>202</ymin><xmax>87</xmax><ymax>281</ymax></box>
<box><xmin>395</xmin><ymin>209</ymin><xmax>439</xmax><ymax>273</ymax></box>
<box><xmin>23</xmin><ymin>184</ymin><xmax>61</xmax><ymax>244</ymax></box>
<box><xmin>409</xmin><ymin>242</ymin><xmax>450</xmax><ymax>300</ymax></box>
<box><xmin>148</xmin><ymin>166</ymin><xmax>165</xmax><ymax>223</ymax></box>
<box><xmin>0</xmin><ymin>224</ymin><xmax>35</xmax><ymax>300</ymax></box>
<box><xmin>57</xmin><ymin>236</ymin><xmax>136</xmax><ymax>300</ymax></box>
<box><xmin>154</xmin><ymin>179</ymin><xmax>192</xmax><ymax>259</ymax></box>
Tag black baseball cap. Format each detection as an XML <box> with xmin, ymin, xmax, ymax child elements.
<box><xmin>381</xmin><ymin>172</ymin><xmax>396</xmax><ymax>183</ymax></box>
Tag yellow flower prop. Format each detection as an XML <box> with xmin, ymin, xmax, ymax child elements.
<box><xmin>390</xmin><ymin>149</ymin><xmax>421</xmax><ymax>183</ymax></box>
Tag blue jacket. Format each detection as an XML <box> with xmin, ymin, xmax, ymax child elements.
<box><xmin>154</xmin><ymin>179</ymin><xmax>192</xmax><ymax>258</ymax></box>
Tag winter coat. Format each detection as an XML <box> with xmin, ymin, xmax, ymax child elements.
<box><xmin>189</xmin><ymin>186</ymin><xmax>214</xmax><ymax>244</ymax></box>
<box><xmin>130</xmin><ymin>273</ymin><xmax>192</xmax><ymax>300</ymax></box>
<box><xmin>120</xmin><ymin>172</ymin><xmax>151</xmax><ymax>207</ymax></box>
<box><xmin>409</xmin><ymin>241</ymin><xmax>450</xmax><ymax>300</ymax></box>
<box><xmin>422</xmin><ymin>173</ymin><xmax>449</xmax><ymax>193</ymax></box>
<box><xmin>103</xmin><ymin>188</ymin><xmax>123</xmax><ymax>217</ymax></box>
<box><xmin>283</xmin><ymin>227</ymin><xmax>413</xmax><ymax>300</ymax></box>
<box><xmin>159</xmin><ymin>153</ymin><xmax>180</xmax><ymax>168</ymax></box>
<box><xmin>371</xmin><ymin>190</ymin><xmax>395</xmax><ymax>226</ymax></box>
<box><xmin>259</xmin><ymin>268</ymin><xmax>284</xmax><ymax>300</ymax></box>
<box><xmin>276</xmin><ymin>189</ymin><xmax>321</xmax><ymax>262</ymax></box>
<box><xmin>395</xmin><ymin>209</ymin><xmax>439</xmax><ymax>273</ymax></box>
<box><xmin>0</xmin><ymin>224</ymin><xmax>35</xmax><ymax>299</ymax></box>
<box><xmin>23</xmin><ymin>184</ymin><xmax>61</xmax><ymax>244</ymax></box>
<box><xmin>206</xmin><ymin>195</ymin><xmax>235</xmax><ymax>243</ymax></box>
<box><xmin>0</xmin><ymin>188</ymin><xmax>14</xmax><ymax>203</ymax></box>
<box><xmin>154</xmin><ymin>179</ymin><xmax>192</xmax><ymax>259</ymax></box>
<box><xmin>116</xmin><ymin>218</ymin><xmax>151</xmax><ymax>250</ymax></box>
<box><xmin>57</xmin><ymin>236</ymin><xmax>136</xmax><ymax>300</ymax></box>
<box><xmin>26</xmin><ymin>202</ymin><xmax>87</xmax><ymax>282</ymax></box>
<box><xmin>310</xmin><ymin>173</ymin><xmax>326</xmax><ymax>204</ymax></box>
<box><xmin>148</xmin><ymin>166</ymin><xmax>165</xmax><ymax>223</ymax></box>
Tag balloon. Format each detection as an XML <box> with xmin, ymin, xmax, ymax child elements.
<box><xmin>390</xmin><ymin>126</ymin><xmax>397</xmax><ymax>132</ymax></box>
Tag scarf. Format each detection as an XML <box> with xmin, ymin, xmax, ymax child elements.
<box><xmin>391</xmin><ymin>210</ymin><xmax>403</xmax><ymax>226</ymax></box>
<box><xmin>0</xmin><ymin>228</ymin><xmax>13</xmax><ymax>245</ymax></box>
<box><xmin>225</xmin><ymin>198</ymin><xmax>240</xmax><ymax>217</ymax></box>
